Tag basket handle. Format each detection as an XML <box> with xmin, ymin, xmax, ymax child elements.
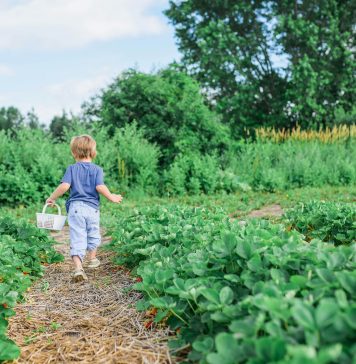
<box><xmin>42</xmin><ymin>203</ymin><xmax>62</xmax><ymax>215</ymax></box>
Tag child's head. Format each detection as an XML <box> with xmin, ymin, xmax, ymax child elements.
<box><xmin>70</xmin><ymin>135</ymin><xmax>97</xmax><ymax>160</ymax></box>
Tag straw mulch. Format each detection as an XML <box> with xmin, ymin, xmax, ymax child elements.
<box><xmin>7</xmin><ymin>228</ymin><xmax>175</xmax><ymax>364</ymax></box>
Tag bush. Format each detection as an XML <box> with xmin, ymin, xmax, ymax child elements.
<box><xmin>0</xmin><ymin>124</ymin><xmax>160</xmax><ymax>205</ymax></box>
<box><xmin>99</xmin><ymin>123</ymin><xmax>160</xmax><ymax>194</ymax></box>
<box><xmin>164</xmin><ymin>153</ymin><xmax>223</xmax><ymax>195</ymax></box>
<box><xmin>228</xmin><ymin>140</ymin><xmax>356</xmax><ymax>191</ymax></box>
<box><xmin>84</xmin><ymin>68</ymin><xmax>231</xmax><ymax>167</ymax></box>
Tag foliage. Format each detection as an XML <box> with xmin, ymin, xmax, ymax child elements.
<box><xmin>0</xmin><ymin>216</ymin><xmax>63</xmax><ymax>361</ymax></box>
<box><xmin>84</xmin><ymin>68</ymin><xmax>231</xmax><ymax>167</ymax></box>
<box><xmin>285</xmin><ymin>201</ymin><xmax>356</xmax><ymax>245</ymax></box>
<box><xmin>0</xmin><ymin>128</ymin><xmax>69</xmax><ymax>205</ymax></box>
<box><xmin>0</xmin><ymin>107</ymin><xmax>44</xmax><ymax>132</ymax></box>
<box><xmin>273</xmin><ymin>0</ymin><xmax>355</xmax><ymax>128</ymax></box>
<box><xmin>163</xmin><ymin>153</ymin><xmax>223</xmax><ymax>195</ymax></box>
<box><xmin>0</xmin><ymin>123</ymin><xmax>161</xmax><ymax>205</ymax></box>
<box><xmin>49</xmin><ymin>111</ymin><xmax>77</xmax><ymax>141</ymax></box>
<box><xmin>228</xmin><ymin>140</ymin><xmax>356</xmax><ymax>192</ymax></box>
<box><xmin>0</xmin><ymin>124</ymin><xmax>354</xmax><ymax>205</ymax></box>
<box><xmin>107</xmin><ymin>205</ymin><xmax>356</xmax><ymax>363</ymax></box>
<box><xmin>0</xmin><ymin>107</ymin><xmax>24</xmax><ymax>131</ymax></box>
<box><xmin>97</xmin><ymin>123</ymin><xmax>161</xmax><ymax>194</ymax></box>
<box><xmin>165</xmin><ymin>0</ymin><xmax>356</xmax><ymax>132</ymax></box>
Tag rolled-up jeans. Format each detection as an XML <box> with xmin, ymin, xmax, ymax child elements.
<box><xmin>68</xmin><ymin>201</ymin><xmax>101</xmax><ymax>262</ymax></box>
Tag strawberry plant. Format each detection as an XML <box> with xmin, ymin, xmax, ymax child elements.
<box><xmin>285</xmin><ymin>201</ymin><xmax>356</xmax><ymax>245</ymax></box>
<box><xmin>0</xmin><ymin>216</ymin><xmax>63</xmax><ymax>361</ymax></box>
<box><xmin>108</xmin><ymin>205</ymin><xmax>356</xmax><ymax>363</ymax></box>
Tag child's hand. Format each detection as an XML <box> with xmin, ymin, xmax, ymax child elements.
<box><xmin>110</xmin><ymin>194</ymin><xmax>123</xmax><ymax>204</ymax></box>
<box><xmin>46</xmin><ymin>198</ymin><xmax>56</xmax><ymax>206</ymax></box>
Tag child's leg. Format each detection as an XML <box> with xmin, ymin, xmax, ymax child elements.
<box><xmin>68</xmin><ymin>204</ymin><xmax>88</xmax><ymax>268</ymax></box>
<box><xmin>87</xmin><ymin>208</ymin><xmax>101</xmax><ymax>261</ymax></box>
<box><xmin>72</xmin><ymin>255</ymin><xmax>83</xmax><ymax>269</ymax></box>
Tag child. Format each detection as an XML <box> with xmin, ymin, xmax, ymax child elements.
<box><xmin>46</xmin><ymin>135</ymin><xmax>122</xmax><ymax>282</ymax></box>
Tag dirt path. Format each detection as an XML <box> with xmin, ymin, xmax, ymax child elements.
<box><xmin>230</xmin><ymin>203</ymin><xmax>284</xmax><ymax>220</ymax></box>
<box><xmin>247</xmin><ymin>204</ymin><xmax>284</xmax><ymax>218</ymax></box>
<box><xmin>8</xmin><ymin>227</ymin><xmax>173</xmax><ymax>364</ymax></box>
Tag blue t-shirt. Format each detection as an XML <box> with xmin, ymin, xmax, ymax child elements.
<box><xmin>61</xmin><ymin>162</ymin><xmax>104</xmax><ymax>212</ymax></box>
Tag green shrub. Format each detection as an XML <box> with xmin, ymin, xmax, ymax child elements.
<box><xmin>164</xmin><ymin>153</ymin><xmax>222</xmax><ymax>195</ymax></box>
<box><xmin>229</xmin><ymin>140</ymin><xmax>356</xmax><ymax>191</ymax></box>
<box><xmin>84</xmin><ymin>68</ymin><xmax>231</xmax><ymax>167</ymax></box>
<box><xmin>0</xmin><ymin>124</ymin><xmax>160</xmax><ymax>205</ymax></box>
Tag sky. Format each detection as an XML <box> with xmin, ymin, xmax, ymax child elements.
<box><xmin>0</xmin><ymin>0</ymin><xmax>180</xmax><ymax>123</ymax></box>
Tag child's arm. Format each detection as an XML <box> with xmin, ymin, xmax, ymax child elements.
<box><xmin>96</xmin><ymin>185</ymin><xmax>123</xmax><ymax>203</ymax></box>
<box><xmin>46</xmin><ymin>183</ymin><xmax>70</xmax><ymax>205</ymax></box>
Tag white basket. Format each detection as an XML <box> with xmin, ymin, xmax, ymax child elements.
<box><xmin>36</xmin><ymin>203</ymin><xmax>67</xmax><ymax>231</ymax></box>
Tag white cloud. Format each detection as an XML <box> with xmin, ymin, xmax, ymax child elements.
<box><xmin>48</xmin><ymin>72</ymin><xmax>111</xmax><ymax>100</ymax></box>
<box><xmin>0</xmin><ymin>94</ymin><xmax>9</xmax><ymax>103</ymax></box>
<box><xmin>35</xmin><ymin>71</ymin><xmax>112</xmax><ymax>121</ymax></box>
<box><xmin>0</xmin><ymin>64</ymin><xmax>14</xmax><ymax>76</ymax></box>
<box><xmin>0</xmin><ymin>0</ymin><xmax>167</xmax><ymax>50</ymax></box>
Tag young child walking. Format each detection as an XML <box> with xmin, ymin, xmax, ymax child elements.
<box><xmin>46</xmin><ymin>135</ymin><xmax>123</xmax><ymax>282</ymax></box>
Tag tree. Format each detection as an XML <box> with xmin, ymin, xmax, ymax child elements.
<box><xmin>165</xmin><ymin>1</ymin><xmax>289</xmax><ymax>134</ymax></box>
<box><xmin>165</xmin><ymin>0</ymin><xmax>355</xmax><ymax>132</ymax></box>
<box><xmin>25</xmin><ymin>109</ymin><xmax>42</xmax><ymax>129</ymax></box>
<box><xmin>0</xmin><ymin>106</ymin><xmax>24</xmax><ymax>131</ymax></box>
<box><xmin>273</xmin><ymin>0</ymin><xmax>356</xmax><ymax>128</ymax></box>
<box><xmin>49</xmin><ymin>111</ymin><xmax>73</xmax><ymax>140</ymax></box>
<box><xmin>84</xmin><ymin>68</ymin><xmax>231</xmax><ymax>167</ymax></box>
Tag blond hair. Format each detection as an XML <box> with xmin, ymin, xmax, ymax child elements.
<box><xmin>70</xmin><ymin>135</ymin><xmax>97</xmax><ymax>159</ymax></box>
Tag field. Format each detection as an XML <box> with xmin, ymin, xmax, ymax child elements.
<box><xmin>0</xmin><ymin>101</ymin><xmax>355</xmax><ymax>364</ymax></box>
<box><xmin>1</xmin><ymin>182</ymin><xmax>355</xmax><ymax>363</ymax></box>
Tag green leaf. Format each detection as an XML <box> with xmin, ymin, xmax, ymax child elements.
<box><xmin>315</xmin><ymin>298</ymin><xmax>339</xmax><ymax>329</ymax></box>
<box><xmin>291</xmin><ymin>301</ymin><xmax>316</xmax><ymax>331</ymax></box>
<box><xmin>153</xmin><ymin>309</ymin><xmax>169</xmax><ymax>323</ymax></box>
<box><xmin>192</xmin><ymin>336</ymin><xmax>214</xmax><ymax>353</ymax></box>
<box><xmin>315</xmin><ymin>268</ymin><xmax>335</xmax><ymax>284</ymax></box>
<box><xmin>201</xmin><ymin>288</ymin><xmax>220</xmax><ymax>305</ymax></box>
<box><xmin>335</xmin><ymin>271</ymin><xmax>356</xmax><ymax>294</ymax></box>
<box><xmin>207</xmin><ymin>353</ymin><xmax>233</xmax><ymax>364</ymax></box>
<box><xmin>334</xmin><ymin>289</ymin><xmax>348</xmax><ymax>309</ymax></box>
<box><xmin>287</xmin><ymin>345</ymin><xmax>316</xmax><ymax>360</ymax></box>
<box><xmin>0</xmin><ymin>337</ymin><xmax>20</xmax><ymax>361</ymax></box>
<box><xmin>236</xmin><ymin>239</ymin><xmax>252</xmax><ymax>260</ymax></box>
<box><xmin>154</xmin><ymin>269</ymin><xmax>174</xmax><ymax>284</ymax></box>
<box><xmin>318</xmin><ymin>344</ymin><xmax>342</xmax><ymax>362</ymax></box>
<box><xmin>344</xmin><ymin>307</ymin><xmax>356</xmax><ymax>330</ymax></box>
<box><xmin>220</xmin><ymin>287</ymin><xmax>234</xmax><ymax>305</ymax></box>
<box><xmin>290</xmin><ymin>275</ymin><xmax>308</xmax><ymax>288</ymax></box>
<box><xmin>150</xmin><ymin>296</ymin><xmax>176</xmax><ymax>309</ymax></box>
<box><xmin>223</xmin><ymin>274</ymin><xmax>240</xmax><ymax>283</ymax></box>
<box><xmin>247</xmin><ymin>254</ymin><xmax>262</xmax><ymax>272</ymax></box>
<box><xmin>255</xmin><ymin>337</ymin><xmax>286</xmax><ymax>361</ymax></box>
<box><xmin>214</xmin><ymin>333</ymin><xmax>240</xmax><ymax>363</ymax></box>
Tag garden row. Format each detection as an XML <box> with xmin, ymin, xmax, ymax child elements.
<box><xmin>107</xmin><ymin>201</ymin><xmax>356</xmax><ymax>363</ymax></box>
<box><xmin>0</xmin><ymin>216</ymin><xmax>63</xmax><ymax>362</ymax></box>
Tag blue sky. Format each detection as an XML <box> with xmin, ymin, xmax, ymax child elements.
<box><xmin>0</xmin><ymin>0</ymin><xmax>180</xmax><ymax>123</ymax></box>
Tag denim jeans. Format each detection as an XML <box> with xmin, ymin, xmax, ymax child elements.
<box><xmin>68</xmin><ymin>201</ymin><xmax>101</xmax><ymax>261</ymax></box>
